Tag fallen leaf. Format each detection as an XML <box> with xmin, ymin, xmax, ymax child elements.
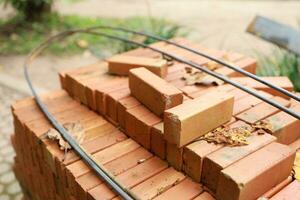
<box><xmin>182</xmin><ymin>67</ymin><xmax>224</xmax><ymax>86</ymax></box>
<box><xmin>294</xmin><ymin>153</ymin><xmax>300</xmax><ymax>181</ymax></box>
<box><xmin>76</xmin><ymin>39</ymin><xmax>89</xmax><ymax>48</ymax></box>
<box><xmin>45</xmin><ymin>122</ymin><xmax>85</xmax><ymax>151</ymax></box>
<box><xmin>252</xmin><ymin>120</ymin><xmax>273</xmax><ymax>134</ymax></box>
<box><xmin>197</xmin><ymin>125</ymin><xmax>252</xmax><ymax>147</ymax></box>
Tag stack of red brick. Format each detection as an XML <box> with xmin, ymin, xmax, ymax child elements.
<box><xmin>11</xmin><ymin>38</ymin><xmax>300</xmax><ymax>200</ymax></box>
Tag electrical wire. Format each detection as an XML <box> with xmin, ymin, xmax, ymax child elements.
<box><xmin>81</xmin><ymin>25</ymin><xmax>300</xmax><ymax>102</ymax></box>
<box><xmin>24</xmin><ymin>27</ymin><xmax>300</xmax><ymax>200</ymax></box>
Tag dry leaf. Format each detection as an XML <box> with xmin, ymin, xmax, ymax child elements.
<box><xmin>198</xmin><ymin>126</ymin><xmax>252</xmax><ymax>147</ymax></box>
<box><xmin>76</xmin><ymin>39</ymin><xmax>89</xmax><ymax>48</ymax></box>
<box><xmin>45</xmin><ymin>122</ymin><xmax>85</xmax><ymax>151</ymax></box>
<box><xmin>182</xmin><ymin>67</ymin><xmax>224</xmax><ymax>86</ymax></box>
<box><xmin>252</xmin><ymin>120</ymin><xmax>273</xmax><ymax>134</ymax></box>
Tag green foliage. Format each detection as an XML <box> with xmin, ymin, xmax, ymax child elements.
<box><xmin>257</xmin><ymin>48</ymin><xmax>300</xmax><ymax>91</ymax></box>
<box><xmin>2</xmin><ymin>0</ymin><xmax>53</xmax><ymax>21</ymax></box>
<box><xmin>0</xmin><ymin>13</ymin><xmax>184</xmax><ymax>56</ymax></box>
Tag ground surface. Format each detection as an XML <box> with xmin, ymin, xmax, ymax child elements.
<box><xmin>1</xmin><ymin>0</ymin><xmax>300</xmax><ymax>199</ymax></box>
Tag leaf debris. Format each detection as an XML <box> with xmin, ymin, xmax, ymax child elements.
<box><xmin>198</xmin><ymin>126</ymin><xmax>253</xmax><ymax>147</ymax></box>
<box><xmin>182</xmin><ymin>67</ymin><xmax>224</xmax><ymax>86</ymax></box>
<box><xmin>251</xmin><ymin>120</ymin><xmax>273</xmax><ymax>135</ymax></box>
<box><xmin>45</xmin><ymin>122</ymin><xmax>85</xmax><ymax>151</ymax></box>
<box><xmin>197</xmin><ymin>120</ymin><xmax>273</xmax><ymax>147</ymax></box>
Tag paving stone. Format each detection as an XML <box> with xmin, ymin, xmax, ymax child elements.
<box><xmin>0</xmin><ymin>194</ymin><xmax>10</xmax><ymax>200</ymax></box>
<box><xmin>0</xmin><ymin>172</ymin><xmax>15</xmax><ymax>184</ymax></box>
<box><xmin>0</xmin><ymin>163</ymin><xmax>10</xmax><ymax>174</ymax></box>
<box><xmin>7</xmin><ymin>182</ymin><xmax>21</xmax><ymax>195</ymax></box>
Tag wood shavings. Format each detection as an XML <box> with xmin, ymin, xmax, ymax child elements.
<box><xmin>45</xmin><ymin>122</ymin><xmax>85</xmax><ymax>151</ymax></box>
<box><xmin>252</xmin><ymin>120</ymin><xmax>273</xmax><ymax>135</ymax></box>
<box><xmin>198</xmin><ymin>126</ymin><xmax>253</xmax><ymax>147</ymax></box>
<box><xmin>182</xmin><ymin>67</ymin><xmax>224</xmax><ymax>86</ymax></box>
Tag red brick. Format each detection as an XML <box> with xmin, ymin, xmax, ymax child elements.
<box><xmin>270</xmin><ymin>180</ymin><xmax>300</xmax><ymax>200</ymax></box>
<box><xmin>216</xmin><ymin>142</ymin><xmax>295</xmax><ymax>200</ymax></box>
<box><xmin>129</xmin><ymin>67</ymin><xmax>183</xmax><ymax>116</ymax></box>
<box><xmin>153</xmin><ymin>178</ymin><xmax>202</xmax><ymax>200</ymax></box>
<box><xmin>124</xmin><ymin>104</ymin><xmax>162</xmax><ymax>149</ymax></box>
<box><xmin>105</xmin><ymin>87</ymin><xmax>130</xmax><ymax>123</ymax></box>
<box><xmin>202</xmin><ymin>132</ymin><xmax>276</xmax><ymax>192</ymax></box>
<box><xmin>231</xmin><ymin>76</ymin><xmax>293</xmax><ymax>99</ymax></box>
<box><xmin>87</xmin><ymin>183</ymin><xmax>115</xmax><ymax>200</ymax></box>
<box><xmin>94</xmin><ymin>78</ymin><xmax>128</xmax><ymax>114</ymax></box>
<box><xmin>236</xmin><ymin>96</ymin><xmax>290</xmax><ymax>124</ymax></box>
<box><xmin>150</xmin><ymin>122</ymin><xmax>166</xmax><ymax>159</ymax></box>
<box><xmin>194</xmin><ymin>192</ymin><xmax>215</xmax><ymax>200</ymax></box>
<box><xmin>75</xmin><ymin>147</ymin><xmax>152</xmax><ymax>200</ymax></box>
<box><xmin>183</xmin><ymin>140</ymin><xmax>223</xmax><ymax>182</ymax></box>
<box><xmin>260</xmin><ymin>176</ymin><xmax>293</xmax><ymax>199</ymax></box>
<box><xmin>215</xmin><ymin>57</ymin><xmax>256</xmax><ymax>77</ymax></box>
<box><xmin>107</xmin><ymin>55</ymin><xmax>168</xmax><ymax>77</ymax></box>
<box><xmin>233</xmin><ymin>92</ymin><xmax>269</xmax><ymax>115</ymax></box>
<box><xmin>267</xmin><ymin>104</ymin><xmax>300</xmax><ymax>144</ymax></box>
<box><xmin>116</xmin><ymin>156</ymin><xmax>168</xmax><ymax>188</ymax></box>
<box><xmin>104</xmin><ymin>147</ymin><xmax>153</xmax><ymax>176</ymax></box>
<box><xmin>134</xmin><ymin>112</ymin><xmax>162</xmax><ymax>149</ymax></box>
<box><xmin>166</xmin><ymin>142</ymin><xmax>183</xmax><ymax>171</ymax></box>
<box><xmin>130</xmin><ymin>167</ymin><xmax>185</xmax><ymax>200</ymax></box>
<box><xmin>117</xmin><ymin>96</ymin><xmax>140</xmax><ymax>129</ymax></box>
<box><xmin>164</xmin><ymin>91</ymin><xmax>234</xmax><ymax>147</ymax></box>
<box><xmin>289</xmin><ymin>138</ymin><xmax>300</xmax><ymax>152</ymax></box>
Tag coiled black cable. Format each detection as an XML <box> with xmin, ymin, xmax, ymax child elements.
<box><xmin>24</xmin><ymin>27</ymin><xmax>300</xmax><ymax>200</ymax></box>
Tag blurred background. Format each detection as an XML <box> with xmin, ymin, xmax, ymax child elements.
<box><xmin>0</xmin><ymin>0</ymin><xmax>300</xmax><ymax>199</ymax></box>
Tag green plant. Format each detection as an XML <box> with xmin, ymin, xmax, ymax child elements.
<box><xmin>2</xmin><ymin>0</ymin><xmax>53</xmax><ymax>21</ymax></box>
<box><xmin>257</xmin><ymin>48</ymin><xmax>300</xmax><ymax>91</ymax></box>
<box><xmin>0</xmin><ymin>13</ymin><xmax>184</xmax><ymax>55</ymax></box>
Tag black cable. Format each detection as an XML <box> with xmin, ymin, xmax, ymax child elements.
<box><xmin>82</xmin><ymin>25</ymin><xmax>300</xmax><ymax>102</ymax></box>
<box><xmin>24</xmin><ymin>29</ymin><xmax>135</xmax><ymax>200</ymax></box>
<box><xmin>24</xmin><ymin>28</ymin><xmax>300</xmax><ymax>200</ymax></box>
<box><xmin>86</xmin><ymin>30</ymin><xmax>300</xmax><ymax>119</ymax></box>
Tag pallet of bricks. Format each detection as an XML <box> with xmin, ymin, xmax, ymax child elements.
<box><xmin>11</xmin><ymin>38</ymin><xmax>300</xmax><ymax>200</ymax></box>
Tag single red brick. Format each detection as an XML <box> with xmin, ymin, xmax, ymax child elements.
<box><xmin>215</xmin><ymin>57</ymin><xmax>256</xmax><ymax>77</ymax></box>
<box><xmin>104</xmin><ymin>147</ymin><xmax>153</xmax><ymax>176</ymax></box>
<box><xmin>216</xmin><ymin>142</ymin><xmax>295</xmax><ymax>200</ymax></box>
<box><xmin>164</xmin><ymin>91</ymin><xmax>234</xmax><ymax>147</ymax></box>
<box><xmin>117</xmin><ymin>96</ymin><xmax>140</xmax><ymax>129</ymax></box>
<box><xmin>236</xmin><ymin>96</ymin><xmax>290</xmax><ymax>124</ymax></box>
<box><xmin>166</xmin><ymin>142</ymin><xmax>183</xmax><ymax>171</ymax></box>
<box><xmin>75</xmin><ymin>147</ymin><xmax>152</xmax><ymax>200</ymax></box>
<box><xmin>107</xmin><ymin>55</ymin><xmax>168</xmax><ymax>77</ymax></box>
<box><xmin>202</xmin><ymin>132</ymin><xmax>276</xmax><ymax>192</ymax></box>
<box><xmin>134</xmin><ymin>111</ymin><xmax>162</xmax><ymax>149</ymax></box>
<box><xmin>105</xmin><ymin>87</ymin><xmax>130</xmax><ymax>123</ymax></box>
<box><xmin>183</xmin><ymin>140</ymin><xmax>223</xmax><ymax>182</ymax></box>
<box><xmin>115</xmin><ymin>156</ymin><xmax>168</xmax><ymax>188</ymax></box>
<box><xmin>129</xmin><ymin>67</ymin><xmax>183</xmax><ymax>116</ymax></box>
<box><xmin>150</xmin><ymin>122</ymin><xmax>166</xmax><ymax>159</ymax></box>
<box><xmin>194</xmin><ymin>192</ymin><xmax>215</xmax><ymax>200</ymax></box>
<box><xmin>270</xmin><ymin>180</ymin><xmax>300</xmax><ymax>200</ymax></box>
<box><xmin>260</xmin><ymin>176</ymin><xmax>293</xmax><ymax>199</ymax></box>
<box><xmin>267</xmin><ymin>104</ymin><xmax>300</xmax><ymax>144</ymax></box>
<box><xmin>95</xmin><ymin>78</ymin><xmax>129</xmax><ymax>114</ymax></box>
<box><xmin>153</xmin><ymin>178</ymin><xmax>203</xmax><ymax>200</ymax></box>
<box><xmin>124</xmin><ymin>105</ymin><xmax>152</xmax><ymax>138</ymax></box>
<box><xmin>231</xmin><ymin>76</ymin><xmax>293</xmax><ymax>99</ymax></box>
<box><xmin>289</xmin><ymin>138</ymin><xmax>300</xmax><ymax>152</ymax></box>
<box><xmin>87</xmin><ymin>183</ymin><xmax>115</xmax><ymax>200</ymax></box>
<box><xmin>130</xmin><ymin>167</ymin><xmax>185</xmax><ymax>200</ymax></box>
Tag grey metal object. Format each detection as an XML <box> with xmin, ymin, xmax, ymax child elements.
<box><xmin>247</xmin><ymin>15</ymin><xmax>300</xmax><ymax>56</ymax></box>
